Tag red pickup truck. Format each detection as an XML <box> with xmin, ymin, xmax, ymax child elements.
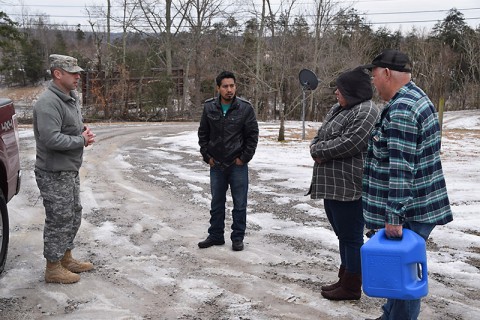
<box><xmin>0</xmin><ymin>98</ymin><xmax>21</xmax><ymax>274</ymax></box>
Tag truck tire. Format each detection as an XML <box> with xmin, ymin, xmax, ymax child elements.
<box><xmin>0</xmin><ymin>193</ymin><xmax>8</xmax><ymax>275</ymax></box>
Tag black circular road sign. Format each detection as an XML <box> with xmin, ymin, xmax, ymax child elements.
<box><xmin>298</xmin><ymin>69</ymin><xmax>318</xmax><ymax>90</ymax></box>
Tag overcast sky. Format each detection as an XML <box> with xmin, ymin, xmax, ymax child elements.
<box><xmin>1</xmin><ymin>0</ymin><xmax>479</xmax><ymax>33</ymax></box>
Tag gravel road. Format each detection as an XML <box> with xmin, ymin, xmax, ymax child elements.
<box><xmin>0</xmin><ymin>122</ymin><xmax>478</xmax><ymax>320</ymax></box>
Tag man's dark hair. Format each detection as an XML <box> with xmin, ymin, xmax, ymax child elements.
<box><xmin>216</xmin><ymin>71</ymin><xmax>235</xmax><ymax>86</ymax></box>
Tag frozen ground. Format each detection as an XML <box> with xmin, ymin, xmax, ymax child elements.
<box><xmin>0</xmin><ymin>109</ymin><xmax>479</xmax><ymax>319</ymax></box>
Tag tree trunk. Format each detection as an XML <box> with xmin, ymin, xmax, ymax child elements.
<box><xmin>254</xmin><ymin>0</ymin><xmax>266</xmax><ymax>116</ymax></box>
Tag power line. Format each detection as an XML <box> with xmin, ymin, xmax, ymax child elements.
<box><xmin>4</xmin><ymin>4</ymin><xmax>480</xmax><ymax>18</ymax></box>
<box><xmin>3</xmin><ymin>3</ymin><xmax>479</xmax><ymax>29</ymax></box>
<box><xmin>5</xmin><ymin>7</ymin><xmax>480</xmax><ymax>20</ymax></box>
<box><xmin>361</xmin><ymin>8</ymin><xmax>480</xmax><ymax>16</ymax></box>
<box><xmin>6</xmin><ymin>4</ymin><xmax>95</xmax><ymax>8</ymax></box>
<box><xmin>19</xmin><ymin>15</ymin><xmax>480</xmax><ymax>30</ymax></box>
<box><xmin>7</xmin><ymin>13</ymin><xmax>103</xmax><ymax>19</ymax></box>
<box><xmin>6</xmin><ymin>15</ymin><xmax>480</xmax><ymax>28</ymax></box>
<box><xmin>3</xmin><ymin>0</ymin><xmax>477</xmax><ymax>7</ymax></box>
<box><xmin>4</xmin><ymin>1</ymin><xmax>480</xmax><ymax>14</ymax></box>
<box><xmin>369</xmin><ymin>16</ymin><xmax>480</xmax><ymax>25</ymax></box>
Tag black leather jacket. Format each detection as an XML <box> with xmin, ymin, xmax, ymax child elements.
<box><xmin>198</xmin><ymin>96</ymin><xmax>259</xmax><ymax>165</ymax></box>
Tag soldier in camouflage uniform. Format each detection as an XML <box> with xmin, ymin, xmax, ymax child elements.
<box><xmin>33</xmin><ymin>54</ymin><xmax>96</xmax><ymax>284</ymax></box>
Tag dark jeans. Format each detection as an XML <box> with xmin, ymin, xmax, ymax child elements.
<box><xmin>324</xmin><ymin>198</ymin><xmax>364</xmax><ymax>274</ymax></box>
<box><xmin>208</xmin><ymin>163</ymin><xmax>248</xmax><ymax>242</ymax></box>
<box><xmin>381</xmin><ymin>221</ymin><xmax>436</xmax><ymax>320</ymax></box>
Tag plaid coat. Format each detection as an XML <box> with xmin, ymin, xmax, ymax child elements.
<box><xmin>309</xmin><ymin>100</ymin><xmax>379</xmax><ymax>201</ymax></box>
<box><xmin>362</xmin><ymin>81</ymin><xmax>453</xmax><ymax>229</ymax></box>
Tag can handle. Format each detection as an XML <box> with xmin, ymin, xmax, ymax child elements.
<box><xmin>420</xmin><ymin>261</ymin><xmax>428</xmax><ymax>283</ymax></box>
<box><xmin>411</xmin><ymin>261</ymin><xmax>428</xmax><ymax>289</ymax></box>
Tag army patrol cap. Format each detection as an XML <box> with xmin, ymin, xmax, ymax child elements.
<box><xmin>49</xmin><ymin>54</ymin><xmax>84</xmax><ymax>73</ymax></box>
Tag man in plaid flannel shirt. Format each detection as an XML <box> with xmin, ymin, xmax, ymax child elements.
<box><xmin>362</xmin><ymin>49</ymin><xmax>453</xmax><ymax>320</ymax></box>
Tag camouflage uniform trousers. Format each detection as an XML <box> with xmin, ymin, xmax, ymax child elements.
<box><xmin>35</xmin><ymin>168</ymin><xmax>83</xmax><ymax>262</ymax></box>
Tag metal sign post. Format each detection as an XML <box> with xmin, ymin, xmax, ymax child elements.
<box><xmin>302</xmin><ymin>89</ymin><xmax>306</xmax><ymax>139</ymax></box>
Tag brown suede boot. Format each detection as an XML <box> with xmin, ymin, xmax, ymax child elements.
<box><xmin>321</xmin><ymin>271</ymin><xmax>362</xmax><ymax>300</ymax></box>
<box><xmin>61</xmin><ymin>250</ymin><xmax>94</xmax><ymax>273</ymax></box>
<box><xmin>321</xmin><ymin>265</ymin><xmax>345</xmax><ymax>291</ymax></box>
<box><xmin>45</xmin><ymin>261</ymin><xmax>80</xmax><ymax>284</ymax></box>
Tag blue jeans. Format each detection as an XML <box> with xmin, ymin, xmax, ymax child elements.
<box><xmin>381</xmin><ymin>221</ymin><xmax>436</xmax><ymax>320</ymax></box>
<box><xmin>208</xmin><ymin>163</ymin><xmax>248</xmax><ymax>242</ymax></box>
<box><xmin>324</xmin><ymin>198</ymin><xmax>364</xmax><ymax>274</ymax></box>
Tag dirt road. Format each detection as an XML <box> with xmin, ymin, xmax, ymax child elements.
<box><xmin>0</xmin><ymin>122</ymin><xmax>478</xmax><ymax>320</ymax></box>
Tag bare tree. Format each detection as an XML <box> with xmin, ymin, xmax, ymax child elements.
<box><xmin>265</xmin><ymin>0</ymin><xmax>301</xmax><ymax>140</ymax></box>
<box><xmin>459</xmin><ymin>31</ymin><xmax>480</xmax><ymax>109</ymax></box>
<box><xmin>183</xmin><ymin>0</ymin><xmax>224</xmax><ymax>112</ymax></box>
<box><xmin>137</xmin><ymin>0</ymin><xmax>190</xmax><ymax>116</ymax></box>
<box><xmin>116</xmin><ymin>0</ymin><xmax>141</xmax><ymax>116</ymax></box>
<box><xmin>251</xmin><ymin>0</ymin><xmax>267</xmax><ymax>116</ymax></box>
<box><xmin>310</xmin><ymin>0</ymin><xmax>337</xmax><ymax>121</ymax></box>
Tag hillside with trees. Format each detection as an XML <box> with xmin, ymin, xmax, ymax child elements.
<box><xmin>0</xmin><ymin>1</ymin><xmax>479</xmax><ymax>124</ymax></box>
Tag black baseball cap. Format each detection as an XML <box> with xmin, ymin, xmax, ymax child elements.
<box><xmin>362</xmin><ymin>49</ymin><xmax>412</xmax><ymax>73</ymax></box>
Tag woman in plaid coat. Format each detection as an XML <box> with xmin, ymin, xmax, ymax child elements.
<box><xmin>309</xmin><ymin>67</ymin><xmax>379</xmax><ymax>300</ymax></box>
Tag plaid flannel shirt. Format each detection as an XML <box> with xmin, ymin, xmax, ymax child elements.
<box><xmin>309</xmin><ymin>100</ymin><xmax>379</xmax><ymax>201</ymax></box>
<box><xmin>362</xmin><ymin>81</ymin><xmax>453</xmax><ymax>229</ymax></box>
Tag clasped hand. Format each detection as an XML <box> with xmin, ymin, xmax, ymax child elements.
<box><xmin>82</xmin><ymin>125</ymin><xmax>96</xmax><ymax>147</ymax></box>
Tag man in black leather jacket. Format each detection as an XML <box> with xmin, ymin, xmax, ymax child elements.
<box><xmin>198</xmin><ymin>71</ymin><xmax>259</xmax><ymax>251</ymax></box>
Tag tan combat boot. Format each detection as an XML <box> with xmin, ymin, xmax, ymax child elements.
<box><xmin>45</xmin><ymin>261</ymin><xmax>80</xmax><ymax>284</ymax></box>
<box><xmin>61</xmin><ymin>249</ymin><xmax>94</xmax><ymax>273</ymax></box>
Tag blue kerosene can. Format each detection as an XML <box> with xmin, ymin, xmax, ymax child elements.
<box><xmin>361</xmin><ymin>228</ymin><xmax>428</xmax><ymax>300</ymax></box>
